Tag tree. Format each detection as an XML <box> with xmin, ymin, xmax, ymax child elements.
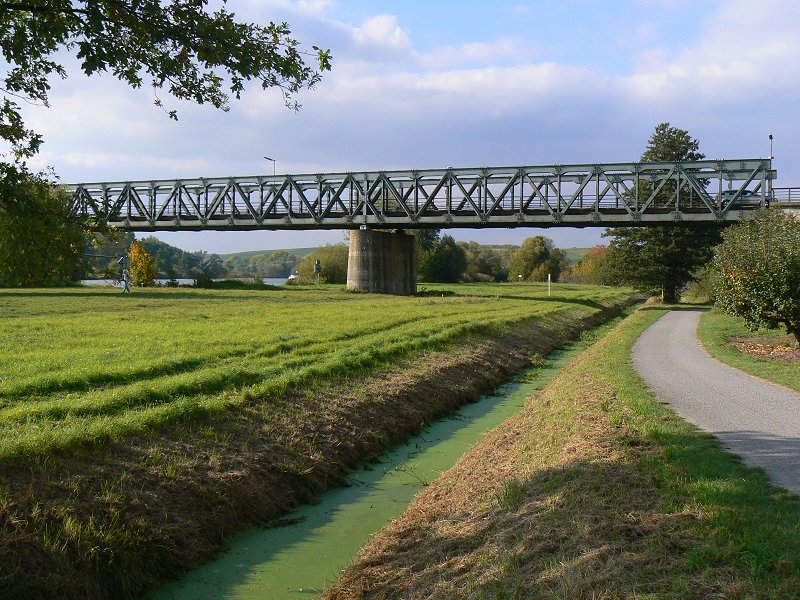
<box><xmin>641</xmin><ymin>122</ymin><xmax>703</xmax><ymax>163</ymax></box>
<box><xmin>418</xmin><ymin>234</ymin><xmax>467</xmax><ymax>283</ymax></box>
<box><xmin>0</xmin><ymin>165</ymin><xmax>86</xmax><ymax>286</ymax></box>
<box><xmin>562</xmin><ymin>245</ymin><xmax>613</xmax><ymax>285</ymax></box>
<box><xmin>296</xmin><ymin>243</ymin><xmax>348</xmax><ymax>283</ymax></box>
<box><xmin>1</xmin><ymin>2</ymin><xmax>330</xmax><ymax>286</ymax></box>
<box><xmin>128</xmin><ymin>240</ymin><xmax>157</xmax><ymax>286</ymax></box>
<box><xmin>604</xmin><ymin>225</ymin><xmax>723</xmax><ymax>302</ymax></box>
<box><xmin>459</xmin><ymin>241</ymin><xmax>507</xmax><ymax>282</ymax></box>
<box><xmin>712</xmin><ymin>209</ymin><xmax>800</xmax><ymax>346</ymax></box>
<box><xmin>1</xmin><ymin>1</ymin><xmax>331</xmax><ymax>159</ymax></box>
<box><xmin>603</xmin><ymin>123</ymin><xmax>724</xmax><ymax>302</ymax></box>
<box><xmin>247</xmin><ymin>250</ymin><xmax>299</xmax><ymax>278</ymax></box>
<box><xmin>507</xmin><ymin>236</ymin><xmax>566</xmax><ymax>282</ymax></box>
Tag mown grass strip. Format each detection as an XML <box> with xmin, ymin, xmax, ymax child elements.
<box><xmin>0</xmin><ymin>286</ymin><xmax>631</xmax><ymax>459</ymax></box>
<box><xmin>697</xmin><ymin>308</ymin><xmax>800</xmax><ymax>393</ymax></box>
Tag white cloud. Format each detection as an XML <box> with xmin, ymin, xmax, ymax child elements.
<box><xmin>13</xmin><ymin>0</ymin><xmax>800</xmax><ymax>253</ymax></box>
<box><xmin>627</xmin><ymin>0</ymin><xmax>800</xmax><ymax>102</ymax></box>
<box><xmin>417</xmin><ymin>38</ymin><xmax>526</xmax><ymax>69</ymax></box>
<box><xmin>352</xmin><ymin>15</ymin><xmax>412</xmax><ymax>60</ymax></box>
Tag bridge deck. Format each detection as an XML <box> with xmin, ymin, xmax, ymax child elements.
<box><xmin>68</xmin><ymin>159</ymin><xmax>778</xmax><ymax>230</ymax></box>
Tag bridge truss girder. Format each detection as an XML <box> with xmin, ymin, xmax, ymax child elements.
<box><xmin>67</xmin><ymin>159</ymin><xmax>775</xmax><ymax>231</ymax></box>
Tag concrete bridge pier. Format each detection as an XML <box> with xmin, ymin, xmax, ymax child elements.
<box><xmin>347</xmin><ymin>228</ymin><xmax>417</xmax><ymax>295</ymax></box>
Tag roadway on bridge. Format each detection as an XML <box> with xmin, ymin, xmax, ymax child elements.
<box><xmin>632</xmin><ymin>310</ymin><xmax>800</xmax><ymax>495</ymax></box>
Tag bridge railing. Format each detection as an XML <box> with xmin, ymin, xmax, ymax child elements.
<box><xmin>67</xmin><ymin>158</ymin><xmax>776</xmax><ymax>230</ymax></box>
<box><xmin>772</xmin><ymin>187</ymin><xmax>800</xmax><ymax>204</ymax></box>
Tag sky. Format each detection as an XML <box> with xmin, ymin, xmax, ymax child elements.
<box><xmin>15</xmin><ymin>0</ymin><xmax>800</xmax><ymax>253</ymax></box>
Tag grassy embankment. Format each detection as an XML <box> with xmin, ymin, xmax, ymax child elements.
<box><xmin>0</xmin><ymin>283</ymin><xmax>632</xmax><ymax>599</ymax></box>
<box><xmin>698</xmin><ymin>309</ymin><xmax>800</xmax><ymax>393</ymax></box>
<box><xmin>328</xmin><ymin>305</ymin><xmax>800</xmax><ymax>598</ymax></box>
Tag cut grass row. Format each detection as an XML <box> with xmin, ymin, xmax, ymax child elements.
<box><xmin>0</xmin><ymin>284</ymin><xmax>635</xmax><ymax>600</ymax></box>
<box><xmin>327</xmin><ymin>304</ymin><xmax>800</xmax><ymax>598</ymax></box>
<box><xmin>697</xmin><ymin>308</ymin><xmax>800</xmax><ymax>393</ymax></box>
<box><xmin>0</xmin><ymin>284</ymin><xmax>630</xmax><ymax>459</ymax></box>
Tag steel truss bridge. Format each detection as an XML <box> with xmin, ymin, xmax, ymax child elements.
<box><xmin>68</xmin><ymin>158</ymin><xmax>779</xmax><ymax>231</ymax></box>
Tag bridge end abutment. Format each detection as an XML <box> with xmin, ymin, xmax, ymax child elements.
<box><xmin>347</xmin><ymin>228</ymin><xmax>417</xmax><ymax>295</ymax></box>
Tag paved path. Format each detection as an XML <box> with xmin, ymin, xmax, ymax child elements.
<box><xmin>632</xmin><ymin>310</ymin><xmax>800</xmax><ymax>495</ymax></box>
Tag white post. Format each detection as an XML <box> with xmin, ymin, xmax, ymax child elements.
<box><xmin>548</xmin><ymin>273</ymin><xmax>551</xmax><ymax>296</ymax></box>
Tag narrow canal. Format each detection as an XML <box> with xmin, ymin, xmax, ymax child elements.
<box><xmin>151</xmin><ymin>325</ymin><xmax>608</xmax><ymax>599</ymax></box>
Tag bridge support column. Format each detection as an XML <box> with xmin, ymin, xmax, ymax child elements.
<box><xmin>347</xmin><ymin>228</ymin><xmax>417</xmax><ymax>295</ymax></box>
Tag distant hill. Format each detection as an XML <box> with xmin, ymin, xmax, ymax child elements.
<box><xmin>561</xmin><ymin>247</ymin><xmax>592</xmax><ymax>264</ymax></box>
<box><xmin>219</xmin><ymin>247</ymin><xmax>318</xmax><ymax>260</ymax></box>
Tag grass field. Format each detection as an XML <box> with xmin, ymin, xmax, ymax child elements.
<box><xmin>328</xmin><ymin>304</ymin><xmax>800</xmax><ymax>598</ymax></box>
<box><xmin>0</xmin><ymin>283</ymin><xmax>629</xmax><ymax>460</ymax></box>
<box><xmin>561</xmin><ymin>246</ymin><xmax>592</xmax><ymax>264</ymax></box>
<box><xmin>217</xmin><ymin>246</ymin><xmax>318</xmax><ymax>260</ymax></box>
<box><xmin>698</xmin><ymin>309</ymin><xmax>800</xmax><ymax>392</ymax></box>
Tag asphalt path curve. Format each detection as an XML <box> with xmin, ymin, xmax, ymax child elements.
<box><xmin>632</xmin><ymin>309</ymin><xmax>800</xmax><ymax>495</ymax></box>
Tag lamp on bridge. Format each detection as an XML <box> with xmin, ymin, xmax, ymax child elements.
<box><xmin>263</xmin><ymin>156</ymin><xmax>276</xmax><ymax>176</ymax></box>
<box><xmin>769</xmin><ymin>134</ymin><xmax>773</xmax><ymax>160</ymax></box>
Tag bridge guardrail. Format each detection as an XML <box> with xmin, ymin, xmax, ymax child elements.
<box><xmin>772</xmin><ymin>187</ymin><xmax>800</xmax><ymax>204</ymax></box>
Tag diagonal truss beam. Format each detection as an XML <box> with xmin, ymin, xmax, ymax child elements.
<box><xmin>67</xmin><ymin>158</ymin><xmax>776</xmax><ymax>230</ymax></box>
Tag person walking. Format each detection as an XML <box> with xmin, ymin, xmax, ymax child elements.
<box><xmin>121</xmin><ymin>269</ymin><xmax>131</xmax><ymax>293</ymax></box>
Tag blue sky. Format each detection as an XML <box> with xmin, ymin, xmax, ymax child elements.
<box><xmin>17</xmin><ymin>0</ymin><xmax>798</xmax><ymax>252</ymax></box>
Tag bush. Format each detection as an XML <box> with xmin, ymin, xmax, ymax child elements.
<box><xmin>418</xmin><ymin>234</ymin><xmax>467</xmax><ymax>282</ymax></box>
<box><xmin>713</xmin><ymin>209</ymin><xmax>800</xmax><ymax>345</ymax></box>
<box><xmin>128</xmin><ymin>241</ymin><xmax>158</xmax><ymax>286</ymax></box>
<box><xmin>507</xmin><ymin>236</ymin><xmax>566</xmax><ymax>282</ymax></box>
<box><xmin>296</xmin><ymin>243</ymin><xmax>348</xmax><ymax>283</ymax></box>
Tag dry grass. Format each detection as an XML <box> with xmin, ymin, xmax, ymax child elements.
<box><xmin>326</xmin><ymin>306</ymin><xmax>800</xmax><ymax>599</ymax></box>
<box><xmin>0</xmin><ymin>294</ymin><xmax>632</xmax><ymax>599</ymax></box>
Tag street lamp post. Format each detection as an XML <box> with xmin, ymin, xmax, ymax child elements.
<box><xmin>768</xmin><ymin>134</ymin><xmax>773</xmax><ymax>160</ymax></box>
<box><xmin>263</xmin><ymin>156</ymin><xmax>276</xmax><ymax>176</ymax></box>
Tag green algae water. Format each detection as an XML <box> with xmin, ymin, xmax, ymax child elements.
<box><xmin>150</xmin><ymin>328</ymin><xmax>606</xmax><ymax>600</ymax></box>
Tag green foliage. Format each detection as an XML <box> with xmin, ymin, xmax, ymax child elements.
<box><xmin>245</xmin><ymin>250</ymin><xmax>301</xmax><ymax>278</ymax></box>
<box><xmin>0</xmin><ymin>0</ymin><xmax>331</xmax><ymax>158</ymax></box>
<box><xmin>296</xmin><ymin>243</ymin><xmax>348</xmax><ymax>283</ymax></box>
<box><xmin>603</xmin><ymin>123</ymin><xmax>722</xmax><ymax>302</ymax></box>
<box><xmin>507</xmin><ymin>236</ymin><xmax>566</xmax><ymax>282</ymax></box>
<box><xmin>641</xmin><ymin>122</ymin><xmax>704</xmax><ymax>163</ymax></box>
<box><xmin>190</xmin><ymin>251</ymin><xmax>225</xmax><ymax>281</ymax></box>
<box><xmin>604</xmin><ymin>225</ymin><xmax>723</xmax><ymax>302</ymax></box>
<box><xmin>682</xmin><ymin>264</ymin><xmax>718</xmax><ymax>304</ymax></box>
<box><xmin>128</xmin><ymin>241</ymin><xmax>157</xmax><ymax>287</ymax></box>
<box><xmin>0</xmin><ymin>284</ymin><xmax>630</xmax><ymax>458</ymax></box>
<box><xmin>459</xmin><ymin>241</ymin><xmax>508</xmax><ymax>282</ymax></box>
<box><xmin>418</xmin><ymin>234</ymin><xmax>467</xmax><ymax>282</ymax></box>
<box><xmin>86</xmin><ymin>231</ymin><xmax>135</xmax><ymax>278</ymax></box>
<box><xmin>561</xmin><ymin>244</ymin><xmax>613</xmax><ymax>284</ymax></box>
<box><xmin>712</xmin><ymin>209</ymin><xmax>800</xmax><ymax>344</ymax></box>
<box><xmin>0</xmin><ymin>166</ymin><xmax>86</xmax><ymax>286</ymax></box>
<box><xmin>139</xmin><ymin>235</ymin><xmax>203</xmax><ymax>279</ymax></box>
<box><xmin>415</xmin><ymin>229</ymin><xmax>441</xmax><ymax>254</ymax></box>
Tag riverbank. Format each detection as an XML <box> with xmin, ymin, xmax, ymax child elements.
<box><xmin>0</xmin><ymin>285</ymin><xmax>633</xmax><ymax>598</ymax></box>
<box><xmin>327</xmin><ymin>305</ymin><xmax>800</xmax><ymax>598</ymax></box>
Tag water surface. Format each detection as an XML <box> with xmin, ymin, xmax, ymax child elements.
<box><xmin>151</xmin><ymin>339</ymin><xmax>590</xmax><ymax>599</ymax></box>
